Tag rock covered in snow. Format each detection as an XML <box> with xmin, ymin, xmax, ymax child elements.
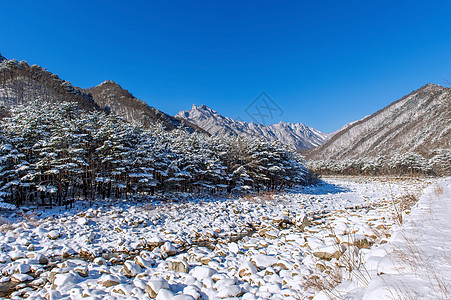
<box><xmin>146</xmin><ymin>278</ymin><xmax>169</xmax><ymax>297</ymax></box>
<box><xmin>168</xmin><ymin>260</ymin><xmax>189</xmax><ymax>273</ymax></box>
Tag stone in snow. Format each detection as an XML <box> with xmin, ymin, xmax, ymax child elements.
<box><xmin>313</xmin><ymin>244</ymin><xmax>346</xmax><ymax>260</ymax></box>
<box><xmin>146</xmin><ymin>278</ymin><xmax>169</xmax><ymax>298</ymax></box>
<box><xmin>171</xmin><ymin>295</ymin><xmax>196</xmax><ymax>300</ymax></box>
<box><xmin>183</xmin><ymin>285</ymin><xmax>201</xmax><ymax>299</ymax></box>
<box><xmin>161</xmin><ymin>241</ymin><xmax>177</xmax><ymax>256</ymax></box>
<box><xmin>93</xmin><ymin>257</ymin><xmax>107</xmax><ymax>265</ymax></box>
<box><xmin>296</xmin><ymin>213</ymin><xmax>310</xmax><ymax>231</ymax></box>
<box><xmin>47</xmin><ymin>230</ymin><xmax>61</xmax><ymax>240</ymax></box>
<box><xmin>155</xmin><ymin>288</ymin><xmax>174</xmax><ymax>300</ymax></box>
<box><xmin>74</xmin><ymin>265</ymin><xmax>89</xmax><ymax>277</ymax></box>
<box><xmin>134</xmin><ymin>255</ymin><xmax>154</xmax><ymax>269</ymax></box>
<box><xmin>11</xmin><ymin>273</ymin><xmax>33</xmax><ymax>283</ymax></box>
<box><xmin>9</xmin><ymin>250</ymin><xmax>26</xmax><ymax>261</ymax></box>
<box><xmin>168</xmin><ymin>260</ymin><xmax>189</xmax><ymax>273</ymax></box>
<box><xmin>250</xmin><ymin>254</ymin><xmax>278</xmax><ymax>269</ymax></box>
<box><xmin>228</xmin><ymin>242</ymin><xmax>240</xmax><ymax>254</ymax></box>
<box><xmin>120</xmin><ymin>260</ymin><xmax>142</xmax><ymax>277</ymax></box>
<box><xmin>238</xmin><ymin>261</ymin><xmax>258</xmax><ymax>277</ymax></box>
<box><xmin>14</xmin><ymin>263</ymin><xmax>31</xmax><ymax>274</ymax></box>
<box><xmin>191</xmin><ymin>266</ymin><xmax>217</xmax><ymax>281</ymax></box>
<box><xmin>77</xmin><ymin>217</ymin><xmax>88</xmax><ymax>226</ymax></box>
<box><xmin>45</xmin><ymin>290</ymin><xmax>62</xmax><ymax>300</ymax></box>
<box><xmin>99</xmin><ymin>275</ymin><xmax>120</xmax><ymax>287</ymax></box>
<box><xmin>51</xmin><ymin>272</ymin><xmax>77</xmax><ymax>290</ymax></box>
<box><xmin>216</xmin><ymin>285</ymin><xmax>243</xmax><ymax>298</ymax></box>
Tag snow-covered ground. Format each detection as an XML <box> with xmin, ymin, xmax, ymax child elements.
<box><xmin>317</xmin><ymin>177</ymin><xmax>451</xmax><ymax>300</ymax></box>
<box><xmin>0</xmin><ymin>177</ymin><xmax>444</xmax><ymax>299</ymax></box>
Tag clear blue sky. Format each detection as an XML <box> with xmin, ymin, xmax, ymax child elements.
<box><xmin>1</xmin><ymin>0</ymin><xmax>450</xmax><ymax>133</ymax></box>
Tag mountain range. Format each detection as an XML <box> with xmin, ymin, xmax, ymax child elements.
<box><xmin>0</xmin><ymin>54</ymin><xmax>202</xmax><ymax>133</ymax></box>
<box><xmin>1</xmin><ymin>52</ymin><xmax>449</xmax><ymax>163</ymax></box>
<box><xmin>176</xmin><ymin>104</ymin><xmax>329</xmax><ymax>150</ymax></box>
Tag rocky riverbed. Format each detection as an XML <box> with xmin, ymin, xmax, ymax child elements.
<box><xmin>0</xmin><ymin>177</ymin><xmax>432</xmax><ymax>299</ymax></box>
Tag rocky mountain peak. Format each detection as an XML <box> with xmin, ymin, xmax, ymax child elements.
<box><xmin>176</xmin><ymin>104</ymin><xmax>329</xmax><ymax>150</ymax></box>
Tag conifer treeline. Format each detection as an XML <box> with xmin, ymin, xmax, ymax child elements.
<box><xmin>0</xmin><ymin>101</ymin><xmax>315</xmax><ymax>207</ymax></box>
<box><xmin>307</xmin><ymin>152</ymin><xmax>450</xmax><ymax>177</ymax></box>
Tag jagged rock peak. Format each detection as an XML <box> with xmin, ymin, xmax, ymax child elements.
<box><xmin>99</xmin><ymin>80</ymin><xmax>119</xmax><ymax>86</ymax></box>
<box><xmin>176</xmin><ymin>104</ymin><xmax>330</xmax><ymax>151</ymax></box>
<box><xmin>0</xmin><ymin>53</ymin><xmax>6</xmax><ymax>62</ymax></box>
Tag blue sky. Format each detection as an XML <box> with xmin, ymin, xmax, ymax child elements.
<box><xmin>1</xmin><ymin>0</ymin><xmax>450</xmax><ymax>133</ymax></box>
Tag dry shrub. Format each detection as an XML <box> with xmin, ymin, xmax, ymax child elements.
<box><xmin>141</xmin><ymin>203</ymin><xmax>155</xmax><ymax>211</ymax></box>
<box><xmin>18</xmin><ymin>211</ymin><xmax>41</xmax><ymax>226</ymax></box>
<box><xmin>241</xmin><ymin>190</ymin><xmax>279</xmax><ymax>202</ymax></box>
<box><xmin>0</xmin><ymin>216</ymin><xmax>12</xmax><ymax>232</ymax></box>
<box><xmin>305</xmin><ymin>228</ymin><xmax>371</xmax><ymax>299</ymax></box>
<box><xmin>304</xmin><ymin>268</ymin><xmax>344</xmax><ymax>299</ymax></box>
<box><xmin>391</xmin><ymin>193</ymin><xmax>418</xmax><ymax>225</ymax></box>
<box><xmin>434</xmin><ymin>186</ymin><xmax>444</xmax><ymax>195</ymax></box>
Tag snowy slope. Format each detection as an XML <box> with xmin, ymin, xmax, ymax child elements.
<box><xmin>322</xmin><ymin>178</ymin><xmax>451</xmax><ymax>299</ymax></box>
<box><xmin>176</xmin><ymin>104</ymin><xmax>330</xmax><ymax>150</ymax></box>
<box><xmin>306</xmin><ymin>83</ymin><xmax>451</xmax><ymax>160</ymax></box>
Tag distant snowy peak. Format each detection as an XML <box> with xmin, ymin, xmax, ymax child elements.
<box><xmin>176</xmin><ymin>104</ymin><xmax>329</xmax><ymax>150</ymax></box>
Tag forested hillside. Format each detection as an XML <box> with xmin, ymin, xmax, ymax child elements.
<box><xmin>0</xmin><ymin>101</ymin><xmax>315</xmax><ymax>208</ymax></box>
<box><xmin>0</xmin><ymin>59</ymin><xmax>100</xmax><ymax>111</ymax></box>
<box><xmin>85</xmin><ymin>80</ymin><xmax>204</xmax><ymax>132</ymax></box>
<box><xmin>306</xmin><ymin>83</ymin><xmax>451</xmax><ymax>176</ymax></box>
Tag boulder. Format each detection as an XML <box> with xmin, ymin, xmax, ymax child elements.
<box><xmin>168</xmin><ymin>260</ymin><xmax>189</xmax><ymax>273</ymax></box>
<box><xmin>313</xmin><ymin>244</ymin><xmax>345</xmax><ymax>260</ymax></box>
<box><xmin>146</xmin><ymin>278</ymin><xmax>169</xmax><ymax>298</ymax></box>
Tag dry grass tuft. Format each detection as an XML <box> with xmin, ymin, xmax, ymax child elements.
<box><xmin>242</xmin><ymin>190</ymin><xmax>279</xmax><ymax>202</ymax></box>
<box><xmin>391</xmin><ymin>193</ymin><xmax>418</xmax><ymax>225</ymax></box>
<box><xmin>434</xmin><ymin>186</ymin><xmax>444</xmax><ymax>196</ymax></box>
<box><xmin>18</xmin><ymin>210</ymin><xmax>41</xmax><ymax>226</ymax></box>
<box><xmin>141</xmin><ymin>203</ymin><xmax>155</xmax><ymax>211</ymax></box>
<box><xmin>0</xmin><ymin>216</ymin><xmax>12</xmax><ymax>232</ymax></box>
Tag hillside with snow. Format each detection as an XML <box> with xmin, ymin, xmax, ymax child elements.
<box><xmin>85</xmin><ymin>81</ymin><xmax>204</xmax><ymax>133</ymax></box>
<box><xmin>0</xmin><ymin>56</ymin><xmax>203</xmax><ymax>133</ymax></box>
<box><xmin>306</xmin><ymin>83</ymin><xmax>451</xmax><ymax>161</ymax></box>
<box><xmin>176</xmin><ymin>104</ymin><xmax>329</xmax><ymax>151</ymax></box>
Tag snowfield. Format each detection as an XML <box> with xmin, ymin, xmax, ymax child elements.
<box><xmin>0</xmin><ymin>177</ymin><xmax>448</xmax><ymax>300</ymax></box>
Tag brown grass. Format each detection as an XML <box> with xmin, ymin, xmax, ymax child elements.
<box><xmin>0</xmin><ymin>216</ymin><xmax>12</xmax><ymax>232</ymax></box>
<box><xmin>18</xmin><ymin>210</ymin><xmax>41</xmax><ymax>226</ymax></box>
<box><xmin>241</xmin><ymin>190</ymin><xmax>279</xmax><ymax>202</ymax></box>
<box><xmin>391</xmin><ymin>193</ymin><xmax>418</xmax><ymax>225</ymax></box>
<box><xmin>434</xmin><ymin>186</ymin><xmax>444</xmax><ymax>195</ymax></box>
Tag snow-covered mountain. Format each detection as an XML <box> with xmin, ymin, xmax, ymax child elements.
<box><xmin>0</xmin><ymin>56</ymin><xmax>204</xmax><ymax>133</ymax></box>
<box><xmin>176</xmin><ymin>104</ymin><xmax>330</xmax><ymax>150</ymax></box>
<box><xmin>84</xmin><ymin>81</ymin><xmax>205</xmax><ymax>133</ymax></box>
<box><xmin>306</xmin><ymin>83</ymin><xmax>451</xmax><ymax>160</ymax></box>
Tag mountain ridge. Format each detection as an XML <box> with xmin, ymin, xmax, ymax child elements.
<box><xmin>176</xmin><ymin>104</ymin><xmax>329</xmax><ymax>150</ymax></box>
<box><xmin>305</xmin><ymin>83</ymin><xmax>451</xmax><ymax>161</ymax></box>
<box><xmin>0</xmin><ymin>56</ymin><xmax>204</xmax><ymax>133</ymax></box>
